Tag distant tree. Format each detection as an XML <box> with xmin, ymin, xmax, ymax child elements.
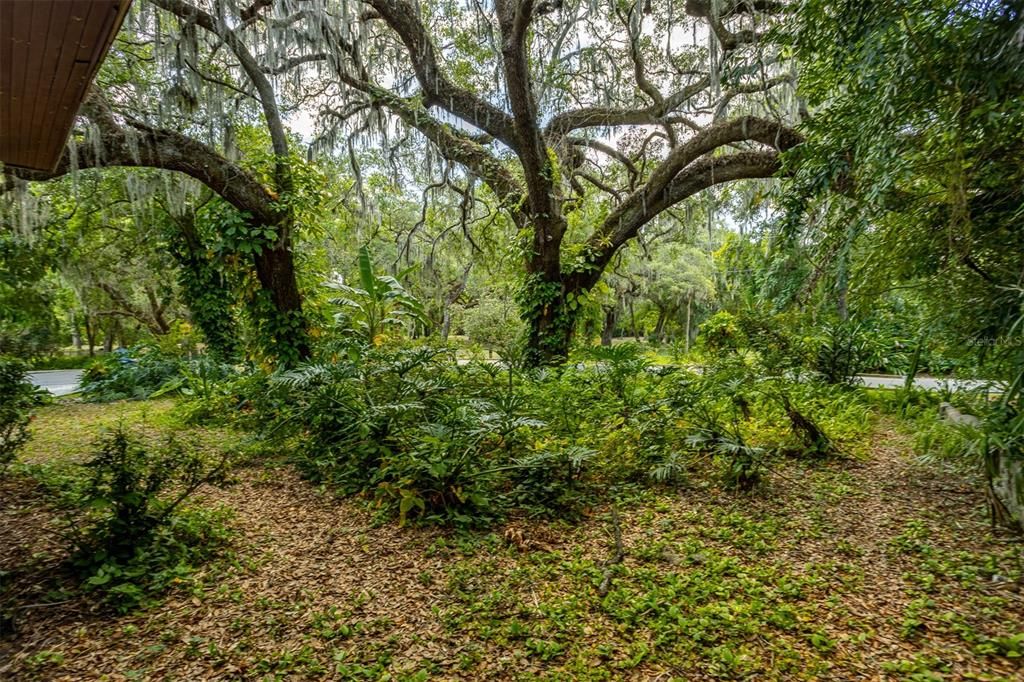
<box><xmin>641</xmin><ymin>243</ymin><xmax>716</xmax><ymax>348</ymax></box>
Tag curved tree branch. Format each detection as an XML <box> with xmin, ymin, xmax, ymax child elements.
<box><xmin>149</xmin><ymin>0</ymin><xmax>294</xmax><ymax>205</ymax></box>
<box><xmin>362</xmin><ymin>0</ymin><xmax>519</xmax><ymax>148</ymax></box>
<box><xmin>546</xmin><ymin>76</ymin><xmax>710</xmax><ymax>139</ymax></box>
<box><xmin>328</xmin><ymin>79</ymin><xmax>525</xmax><ymax>209</ymax></box>
<box><xmin>6</xmin><ymin>93</ymin><xmax>279</xmax><ymax>227</ymax></box>
<box><xmin>582</xmin><ymin>150</ymin><xmax>786</xmax><ymax>281</ymax></box>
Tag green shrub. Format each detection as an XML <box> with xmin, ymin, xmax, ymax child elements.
<box><xmin>812</xmin><ymin>321</ymin><xmax>872</xmax><ymax>385</ymax></box>
<box><xmin>375</xmin><ymin>419</ymin><xmax>503</xmax><ymax>528</ymax></box>
<box><xmin>508</xmin><ymin>445</ymin><xmax>596</xmax><ymax>519</ymax></box>
<box><xmin>325</xmin><ymin>245</ymin><xmax>430</xmax><ymax>345</ymax></box>
<box><xmin>265</xmin><ymin>347</ymin><xmax>559</xmax><ymax>525</ymax></box>
<box><xmin>80</xmin><ymin>347</ymin><xmax>234</xmax><ymax>403</ymax></box>
<box><xmin>164</xmin><ymin>357</ymin><xmax>248</xmax><ymax>425</ymax></box>
<box><xmin>711</xmin><ymin>434</ymin><xmax>764</xmax><ymax>491</ymax></box>
<box><xmin>698</xmin><ymin>311</ymin><xmax>744</xmax><ymax>354</ymax></box>
<box><xmin>75</xmin><ymin>505</ymin><xmax>232</xmax><ymax>612</ymax></box>
<box><xmin>259</xmin><ymin>334</ymin><xmax>877</xmax><ymax>524</ymax></box>
<box><xmin>310</xmin><ymin>349</ymin><xmax>548</xmax><ymax>524</ymax></box>
<box><xmin>0</xmin><ymin>356</ymin><xmax>42</xmax><ymax>473</ymax></box>
<box><xmin>79</xmin><ymin>348</ymin><xmax>183</xmax><ymax>401</ymax></box>
<box><xmin>66</xmin><ymin>428</ymin><xmax>233</xmax><ymax>610</ymax></box>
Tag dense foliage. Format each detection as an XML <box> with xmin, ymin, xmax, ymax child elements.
<box><xmin>0</xmin><ymin>1</ymin><xmax>1022</xmax><ymax>622</ymax></box>
<box><xmin>50</xmin><ymin>428</ymin><xmax>234</xmax><ymax>611</ymax></box>
<box><xmin>245</xmin><ymin>334</ymin><xmax>870</xmax><ymax>527</ymax></box>
<box><xmin>79</xmin><ymin>346</ymin><xmax>236</xmax><ymax>403</ymax></box>
<box><xmin>0</xmin><ymin>357</ymin><xmax>42</xmax><ymax>473</ymax></box>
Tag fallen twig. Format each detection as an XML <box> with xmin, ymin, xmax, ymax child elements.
<box><xmin>597</xmin><ymin>506</ymin><xmax>624</xmax><ymax>597</ymax></box>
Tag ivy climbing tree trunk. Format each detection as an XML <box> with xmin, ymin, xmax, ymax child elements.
<box><xmin>5</xmin><ymin>96</ymin><xmax>310</xmax><ymax>366</ymax></box>
<box><xmin>252</xmin><ymin>242</ymin><xmax>310</xmax><ymax>363</ymax></box>
<box><xmin>522</xmin><ymin>231</ymin><xmax>577</xmax><ymax>365</ymax></box>
<box><xmin>148</xmin><ymin>0</ymin><xmax>310</xmax><ymax>366</ymax></box>
<box><xmin>523</xmin><ymin>290</ymin><xmax>575</xmax><ymax>364</ymax></box>
<box><xmin>164</xmin><ymin>211</ymin><xmax>240</xmax><ymax>361</ymax></box>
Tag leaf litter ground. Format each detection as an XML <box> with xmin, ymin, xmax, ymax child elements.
<box><xmin>1</xmin><ymin>402</ymin><xmax>1022</xmax><ymax>680</ymax></box>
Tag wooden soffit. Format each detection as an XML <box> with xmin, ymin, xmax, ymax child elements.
<box><xmin>0</xmin><ymin>0</ymin><xmax>131</xmax><ymax>172</ymax></box>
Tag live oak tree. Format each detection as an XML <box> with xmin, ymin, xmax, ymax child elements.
<box><xmin>299</xmin><ymin>0</ymin><xmax>802</xmax><ymax>363</ymax></box>
<box><xmin>2</xmin><ymin>0</ymin><xmax>320</xmax><ymax>365</ymax></box>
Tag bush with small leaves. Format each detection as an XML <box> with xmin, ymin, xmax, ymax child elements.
<box><xmin>67</xmin><ymin>427</ymin><xmax>233</xmax><ymax>610</ymax></box>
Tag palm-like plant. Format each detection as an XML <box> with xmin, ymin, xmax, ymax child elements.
<box><xmin>326</xmin><ymin>246</ymin><xmax>430</xmax><ymax>344</ymax></box>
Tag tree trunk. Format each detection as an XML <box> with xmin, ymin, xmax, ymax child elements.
<box><xmin>522</xmin><ymin>221</ymin><xmax>578</xmax><ymax>365</ymax></box>
<box><xmin>524</xmin><ymin>291</ymin><xmax>575</xmax><ymax>365</ymax></box>
<box><xmin>84</xmin><ymin>314</ymin><xmax>96</xmax><ymax>356</ymax></box>
<box><xmin>440</xmin><ymin>308</ymin><xmax>453</xmax><ymax>342</ymax></box>
<box><xmin>650</xmin><ymin>310</ymin><xmax>667</xmax><ymax>344</ymax></box>
<box><xmin>166</xmin><ymin>213</ymin><xmax>240</xmax><ymax>361</ymax></box>
<box><xmin>836</xmin><ymin>268</ymin><xmax>849</xmax><ymax>322</ymax></box>
<box><xmin>440</xmin><ymin>262</ymin><xmax>472</xmax><ymax>342</ymax></box>
<box><xmin>685</xmin><ymin>292</ymin><xmax>693</xmax><ymax>353</ymax></box>
<box><xmin>252</xmin><ymin>242</ymin><xmax>310</xmax><ymax>365</ymax></box>
<box><xmin>70</xmin><ymin>310</ymin><xmax>82</xmax><ymax>350</ymax></box>
<box><xmin>102</xmin><ymin>320</ymin><xmax>116</xmax><ymax>353</ymax></box>
<box><xmin>601</xmin><ymin>307</ymin><xmax>617</xmax><ymax>346</ymax></box>
<box><xmin>145</xmin><ymin>287</ymin><xmax>172</xmax><ymax>334</ymax></box>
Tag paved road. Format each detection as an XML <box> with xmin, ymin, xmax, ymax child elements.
<box><xmin>855</xmin><ymin>374</ymin><xmax>1003</xmax><ymax>393</ymax></box>
<box><xmin>27</xmin><ymin>369</ymin><xmax>83</xmax><ymax>397</ymax></box>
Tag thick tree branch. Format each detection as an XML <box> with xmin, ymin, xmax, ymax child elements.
<box><xmin>496</xmin><ymin>0</ymin><xmax>559</xmax><ymax>228</ymax></box>
<box><xmin>582</xmin><ymin>150</ymin><xmax>785</xmax><ymax>280</ymax></box>
<box><xmin>566</xmin><ymin>117</ymin><xmax>798</xmax><ymax>246</ymax></box>
<box><xmin>361</xmin><ymin>0</ymin><xmax>519</xmax><ymax>148</ymax></box>
<box><xmin>6</xmin><ymin>94</ymin><xmax>279</xmax><ymax>227</ymax></box>
<box><xmin>546</xmin><ymin>77</ymin><xmax>710</xmax><ymax>139</ymax></box>
<box><xmin>629</xmin><ymin>116</ymin><xmax>800</xmax><ymax>220</ymax></box>
<box><xmin>620</xmin><ymin>4</ymin><xmax>663</xmax><ymax>106</ymax></box>
<box><xmin>95</xmin><ymin>282</ymin><xmax>171</xmax><ymax>335</ymax></box>
<box><xmin>684</xmin><ymin>0</ymin><xmax>787</xmax><ymax>51</ymax></box>
<box><xmin>240</xmin><ymin>0</ymin><xmax>274</xmax><ymax>22</ymax></box>
<box><xmin>262</xmin><ymin>52</ymin><xmax>330</xmax><ymax>75</ymax></box>
<box><xmin>329</xmin><ymin>79</ymin><xmax>525</xmax><ymax>208</ymax></box>
<box><xmin>568</xmin><ymin>137</ymin><xmax>640</xmax><ymax>182</ymax></box>
<box><xmin>149</xmin><ymin>0</ymin><xmax>293</xmax><ymax>204</ymax></box>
